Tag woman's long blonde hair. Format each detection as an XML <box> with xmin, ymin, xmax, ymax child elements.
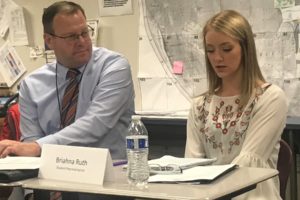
<box><xmin>202</xmin><ymin>10</ymin><xmax>265</xmax><ymax>106</ymax></box>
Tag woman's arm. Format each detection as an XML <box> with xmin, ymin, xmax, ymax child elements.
<box><xmin>185</xmin><ymin>96</ymin><xmax>206</xmax><ymax>158</ymax></box>
<box><xmin>232</xmin><ymin>85</ymin><xmax>288</xmax><ymax>167</ymax></box>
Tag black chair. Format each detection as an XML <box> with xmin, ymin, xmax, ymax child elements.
<box><xmin>277</xmin><ymin>139</ymin><xmax>293</xmax><ymax>200</ymax></box>
<box><xmin>0</xmin><ymin>93</ymin><xmax>19</xmax><ymax>118</ymax></box>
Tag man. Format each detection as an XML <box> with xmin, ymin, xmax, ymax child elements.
<box><xmin>0</xmin><ymin>0</ymin><xmax>134</xmax><ymax>169</ymax></box>
<box><xmin>0</xmin><ymin>1</ymin><xmax>134</xmax><ymax>159</ymax></box>
<box><xmin>0</xmin><ymin>1</ymin><xmax>135</xmax><ymax>199</ymax></box>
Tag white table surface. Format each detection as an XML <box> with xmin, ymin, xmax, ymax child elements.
<box><xmin>21</xmin><ymin>166</ymin><xmax>278</xmax><ymax>200</ymax></box>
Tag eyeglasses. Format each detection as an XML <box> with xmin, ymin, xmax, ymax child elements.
<box><xmin>49</xmin><ymin>25</ymin><xmax>94</xmax><ymax>43</ymax></box>
<box><xmin>149</xmin><ymin>164</ymin><xmax>182</xmax><ymax>175</ymax></box>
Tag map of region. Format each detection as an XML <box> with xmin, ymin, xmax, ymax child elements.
<box><xmin>138</xmin><ymin>0</ymin><xmax>300</xmax><ymax>117</ymax></box>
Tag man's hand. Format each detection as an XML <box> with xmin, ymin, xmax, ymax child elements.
<box><xmin>0</xmin><ymin>140</ymin><xmax>41</xmax><ymax>158</ymax></box>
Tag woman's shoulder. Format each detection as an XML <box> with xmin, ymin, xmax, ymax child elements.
<box><xmin>190</xmin><ymin>92</ymin><xmax>212</xmax><ymax>110</ymax></box>
<box><xmin>192</xmin><ymin>92</ymin><xmax>209</xmax><ymax>102</ymax></box>
<box><xmin>261</xmin><ymin>83</ymin><xmax>285</xmax><ymax>97</ymax></box>
<box><xmin>257</xmin><ymin>83</ymin><xmax>287</xmax><ymax>106</ymax></box>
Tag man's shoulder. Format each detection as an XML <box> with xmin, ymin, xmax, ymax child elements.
<box><xmin>91</xmin><ymin>47</ymin><xmax>130</xmax><ymax>72</ymax></box>
<box><xmin>23</xmin><ymin>63</ymin><xmax>55</xmax><ymax>82</ymax></box>
<box><xmin>28</xmin><ymin>63</ymin><xmax>54</xmax><ymax>74</ymax></box>
<box><xmin>93</xmin><ymin>47</ymin><xmax>126</xmax><ymax>62</ymax></box>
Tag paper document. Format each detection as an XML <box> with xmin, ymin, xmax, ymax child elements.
<box><xmin>148</xmin><ymin>155</ymin><xmax>217</xmax><ymax>169</ymax></box>
<box><xmin>0</xmin><ymin>156</ymin><xmax>41</xmax><ymax>170</ymax></box>
<box><xmin>149</xmin><ymin>164</ymin><xmax>236</xmax><ymax>183</ymax></box>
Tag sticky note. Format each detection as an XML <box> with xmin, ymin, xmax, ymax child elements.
<box><xmin>172</xmin><ymin>61</ymin><xmax>184</xmax><ymax>75</ymax></box>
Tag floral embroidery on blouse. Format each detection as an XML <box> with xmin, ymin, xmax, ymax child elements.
<box><xmin>195</xmin><ymin>84</ymin><xmax>271</xmax><ymax>154</ymax></box>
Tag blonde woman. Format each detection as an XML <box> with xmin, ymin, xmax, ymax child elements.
<box><xmin>185</xmin><ymin>10</ymin><xmax>288</xmax><ymax>199</ymax></box>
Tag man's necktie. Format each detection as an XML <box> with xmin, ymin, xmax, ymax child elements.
<box><xmin>50</xmin><ymin>191</ymin><xmax>62</xmax><ymax>200</ymax></box>
<box><xmin>60</xmin><ymin>69</ymin><xmax>81</xmax><ymax>128</ymax></box>
<box><xmin>50</xmin><ymin>69</ymin><xmax>80</xmax><ymax>200</ymax></box>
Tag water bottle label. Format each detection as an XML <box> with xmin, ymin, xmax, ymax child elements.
<box><xmin>127</xmin><ymin>138</ymin><xmax>148</xmax><ymax>149</ymax></box>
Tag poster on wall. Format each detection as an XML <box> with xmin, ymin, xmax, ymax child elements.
<box><xmin>0</xmin><ymin>0</ymin><xmax>29</xmax><ymax>45</ymax></box>
<box><xmin>98</xmin><ymin>0</ymin><xmax>133</xmax><ymax>16</ymax></box>
<box><xmin>9</xmin><ymin>1</ymin><xmax>29</xmax><ymax>46</ymax></box>
<box><xmin>87</xmin><ymin>19</ymin><xmax>100</xmax><ymax>45</ymax></box>
<box><xmin>0</xmin><ymin>42</ymin><xmax>26</xmax><ymax>88</ymax></box>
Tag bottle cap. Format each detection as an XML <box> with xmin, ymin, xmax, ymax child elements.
<box><xmin>132</xmin><ymin>115</ymin><xmax>141</xmax><ymax>120</ymax></box>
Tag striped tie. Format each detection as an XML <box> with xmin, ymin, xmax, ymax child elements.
<box><xmin>50</xmin><ymin>191</ymin><xmax>62</xmax><ymax>200</ymax></box>
<box><xmin>60</xmin><ymin>69</ymin><xmax>80</xmax><ymax>128</ymax></box>
<box><xmin>50</xmin><ymin>70</ymin><xmax>80</xmax><ymax>200</ymax></box>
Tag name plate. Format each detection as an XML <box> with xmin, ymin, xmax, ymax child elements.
<box><xmin>39</xmin><ymin>144</ymin><xmax>115</xmax><ymax>185</ymax></box>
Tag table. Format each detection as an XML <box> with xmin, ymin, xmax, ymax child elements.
<box><xmin>22</xmin><ymin>167</ymin><xmax>278</xmax><ymax>200</ymax></box>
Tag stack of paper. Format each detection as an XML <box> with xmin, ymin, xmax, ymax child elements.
<box><xmin>148</xmin><ymin>155</ymin><xmax>217</xmax><ymax>170</ymax></box>
<box><xmin>149</xmin><ymin>164</ymin><xmax>237</xmax><ymax>183</ymax></box>
<box><xmin>0</xmin><ymin>156</ymin><xmax>41</xmax><ymax>170</ymax></box>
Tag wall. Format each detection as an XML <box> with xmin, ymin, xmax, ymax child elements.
<box><xmin>0</xmin><ymin>0</ymin><xmax>141</xmax><ymax>109</ymax></box>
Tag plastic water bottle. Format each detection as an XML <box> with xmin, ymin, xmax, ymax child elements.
<box><xmin>126</xmin><ymin>115</ymin><xmax>149</xmax><ymax>187</ymax></box>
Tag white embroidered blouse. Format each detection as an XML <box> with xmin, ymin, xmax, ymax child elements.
<box><xmin>185</xmin><ymin>83</ymin><xmax>288</xmax><ymax>200</ymax></box>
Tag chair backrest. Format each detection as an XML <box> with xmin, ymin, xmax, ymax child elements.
<box><xmin>277</xmin><ymin>139</ymin><xmax>293</xmax><ymax>200</ymax></box>
<box><xmin>0</xmin><ymin>103</ymin><xmax>21</xmax><ymax>141</ymax></box>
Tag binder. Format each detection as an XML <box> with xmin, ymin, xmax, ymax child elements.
<box><xmin>0</xmin><ymin>169</ymin><xmax>39</xmax><ymax>183</ymax></box>
<box><xmin>148</xmin><ymin>164</ymin><xmax>237</xmax><ymax>184</ymax></box>
<box><xmin>0</xmin><ymin>156</ymin><xmax>40</xmax><ymax>183</ymax></box>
